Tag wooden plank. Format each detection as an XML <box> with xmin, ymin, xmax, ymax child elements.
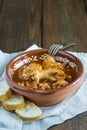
<box><xmin>43</xmin><ymin>0</ymin><xmax>87</xmax><ymax>52</ymax></box>
<box><xmin>0</xmin><ymin>0</ymin><xmax>3</xmax><ymax>14</ymax></box>
<box><xmin>84</xmin><ymin>0</ymin><xmax>87</xmax><ymax>15</ymax></box>
<box><xmin>48</xmin><ymin>112</ymin><xmax>87</xmax><ymax>130</ymax></box>
<box><xmin>0</xmin><ymin>0</ymin><xmax>42</xmax><ymax>52</ymax></box>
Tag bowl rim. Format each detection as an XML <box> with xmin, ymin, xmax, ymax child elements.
<box><xmin>5</xmin><ymin>49</ymin><xmax>84</xmax><ymax>94</ymax></box>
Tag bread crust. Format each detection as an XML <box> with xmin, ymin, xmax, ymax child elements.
<box><xmin>0</xmin><ymin>88</ymin><xmax>12</xmax><ymax>102</ymax></box>
<box><xmin>0</xmin><ymin>81</ymin><xmax>12</xmax><ymax>102</ymax></box>
<box><xmin>15</xmin><ymin>102</ymin><xmax>42</xmax><ymax>121</ymax></box>
<box><xmin>16</xmin><ymin>112</ymin><xmax>42</xmax><ymax>121</ymax></box>
<box><xmin>2</xmin><ymin>95</ymin><xmax>25</xmax><ymax>111</ymax></box>
<box><xmin>0</xmin><ymin>80</ymin><xmax>42</xmax><ymax>121</ymax></box>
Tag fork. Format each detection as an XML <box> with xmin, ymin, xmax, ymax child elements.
<box><xmin>48</xmin><ymin>42</ymin><xmax>76</xmax><ymax>55</ymax></box>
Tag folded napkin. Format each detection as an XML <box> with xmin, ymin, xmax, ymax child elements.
<box><xmin>0</xmin><ymin>44</ymin><xmax>87</xmax><ymax>130</ymax></box>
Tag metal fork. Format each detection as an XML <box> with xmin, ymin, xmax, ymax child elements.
<box><xmin>48</xmin><ymin>42</ymin><xmax>76</xmax><ymax>55</ymax></box>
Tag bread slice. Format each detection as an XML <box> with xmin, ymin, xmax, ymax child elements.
<box><xmin>0</xmin><ymin>80</ymin><xmax>12</xmax><ymax>102</ymax></box>
<box><xmin>2</xmin><ymin>93</ymin><xmax>25</xmax><ymax>111</ymax></box>
<box><xmin>15</xmin><ymin>101</ymin><xmax>42</xmax><ymax>121</ymax></box>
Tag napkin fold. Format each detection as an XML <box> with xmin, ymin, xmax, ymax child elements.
<box><xmin>0</xmin><ymin>44</ymin><xmax>87</xmax><ymax>130</ymax></box>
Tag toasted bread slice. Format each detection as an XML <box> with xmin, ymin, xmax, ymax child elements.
<box><xmin>2</xmin><ymin>93</ymin><xmax>25</xmax><ymax>111</ymax></box>
<box><xmin>0</xmin><ymin>80</ymin><xmax>12</xmax><ymax>102</ymax></box>
<box><xmin>15</xmin><ymin>101</ymin><xmax>42</xmax><ymax>121</ymax></box>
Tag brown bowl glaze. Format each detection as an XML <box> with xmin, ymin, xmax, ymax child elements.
<box><xmin>5</xmin><ymin>49</ymin><xmax>84</xmax><ymax>106</ymax></box>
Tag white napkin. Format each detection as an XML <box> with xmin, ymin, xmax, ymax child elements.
<box><xmin>0</xmin><ymin>44</ymin><xmax>87</xmax><ymax>130</ymax></box>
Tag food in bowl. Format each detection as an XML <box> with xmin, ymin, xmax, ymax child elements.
<box><xmin>5</xmin><ymin>49</ymin><xmax>84</xmax><ymax>106</ymax></box>
<box><xmin>13</xmin><ymin>54</ymin><xmax>74</xmax><ymax>91</ymax></box>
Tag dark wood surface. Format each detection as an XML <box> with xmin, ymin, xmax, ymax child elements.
<box><xmin>0</xmin><ymin>0</ymin><xmax>87</xmax><ymax>130</ymax></box>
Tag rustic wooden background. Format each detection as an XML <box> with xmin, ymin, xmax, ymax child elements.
<box><xmin>0</xmin><ymin>0</ymin><xmax>87</xmax><ymax>130</ymax></box>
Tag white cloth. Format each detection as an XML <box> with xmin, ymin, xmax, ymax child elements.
<box><xmin>0</xmin><ymin>44</ymin><xmax>87</xmax><ymax>130</ymax></box>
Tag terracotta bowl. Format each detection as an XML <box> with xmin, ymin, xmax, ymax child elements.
<box><xmin>5</xmin><ymin>49</ymin><xmax>84</xmax><ymax>106</ymax></box>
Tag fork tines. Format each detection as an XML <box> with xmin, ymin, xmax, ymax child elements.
<box><xmin>48</xmin><ymin>44</ymin><xmax>63</xmax><ymax>55</ymax></box>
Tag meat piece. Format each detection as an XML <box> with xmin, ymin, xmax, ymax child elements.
<box><xmin>38</xmin><ymin>83</ymin><xmax>51</xmax><ymax>90</ymax></box>
<box><xmin>18</xmin><ymin>62</ymin><xmax>66</xmax><ymax>84</ymax></box>
<box><xmin>40</xmin><ymin>68</ymin><xmax>66</xmax><ymax>81</ymax></box>
<box><xmin>52</xmin><ymin>79</ymin><xmax>68</xmax><ymax>88</ymax></box>
<box><xmin>42</xmin><ymin>54</ymin><xmax>64</xmax><ymax>70</ymax></box>
<box><xmin>17</xmin><ymin>54</ymin><xmax>72</xmax><ymax>90</ymax></box>
<box><xmin>18</xmin><ymin>63</ymin><xmax>42</xmax><ymax>81</ymax></box>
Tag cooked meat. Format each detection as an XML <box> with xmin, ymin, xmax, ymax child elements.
<box><xmin>18</xmin><ymin>63</ymin><xmax>42</xmax><ymax>82</ymax></box>
<box><xmin>16</xmin><ymin>54</ymin><xmax>72</xmax><ymax>90</ymax></box>
<box><xmin>42</xmin><ymin>54</ymin><xmax>64</xmax><ymax>70</ymax></box>
<box><xmin>52</xmin><ymin>79</ymin><xmax>68</xmax><ymax>88</ymax></box>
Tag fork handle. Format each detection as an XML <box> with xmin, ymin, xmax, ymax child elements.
<box><xmin>62</xmin><ymin>42</ymin><xmax>76</xmax><ymax>49</ymax></box>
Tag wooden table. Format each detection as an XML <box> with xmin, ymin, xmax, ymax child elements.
<box><xmin>0</xmin><ymin>0</ymin><xmax>87</xmax><ymax>130</ymax></box>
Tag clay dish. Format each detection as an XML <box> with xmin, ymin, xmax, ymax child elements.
<box><xmin>5</xmin><ymin>49</ymin><xmax>84</xmax><ymax>106</ymax></box>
